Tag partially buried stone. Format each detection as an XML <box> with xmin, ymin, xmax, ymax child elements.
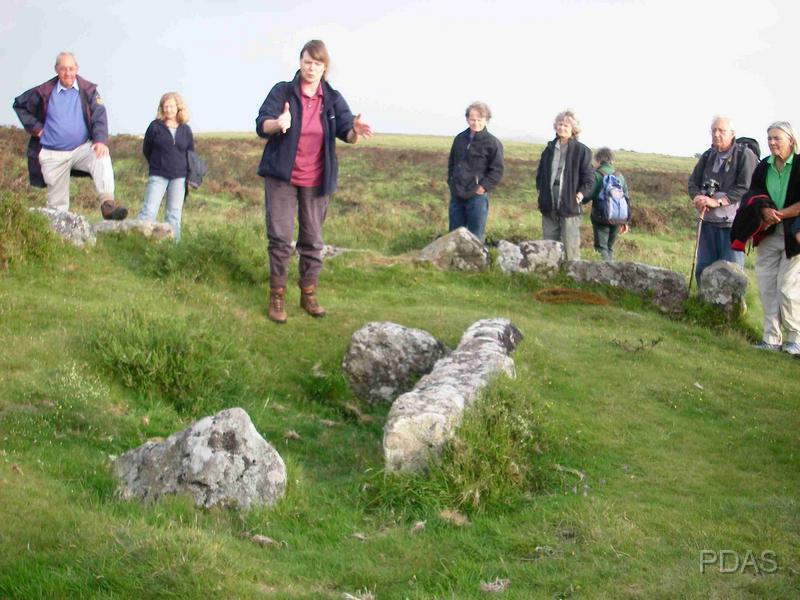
<box><xmin>29</xmin><ymin>207</ymin><xmax>96</xmax><ymax>247</ymax></box>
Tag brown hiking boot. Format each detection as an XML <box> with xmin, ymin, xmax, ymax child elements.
<box><xmin>300</xmin><ymin>285</ymin><xmax>326</xmax><ymax>318</ymax></box>
<box><xmin>268</xmin><ymin>287</ymin><xmax>287</xmax><ymax>324</ymax></box>
<box><xmin>100</xmin><ymin>200</ymin><xmax>128</xmax><ymax>221</ymax></box>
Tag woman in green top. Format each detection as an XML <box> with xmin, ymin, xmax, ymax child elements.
<box><xmin>747</xmin><ymin>121</ymin><xmax>800</xmax><ymax>354</ymax></box>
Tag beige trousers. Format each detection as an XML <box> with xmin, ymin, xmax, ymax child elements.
<box><xmin>39</xmin><ymin>141</ymin><xmax>115</xmax><ymax>211</ymax></box>
<box><xmin>755</xmin><ymin>223</ymin><xmax>800</xmax><ymax>345</ymax></box>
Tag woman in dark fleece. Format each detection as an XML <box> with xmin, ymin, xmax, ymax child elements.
<box><xmin>535</xmin><ymin>109</ymin><xmax>594</xmax><ymax>261</ymax></box>
<box><xmin>137</xmin><ymin>92</ymin><xmax>194</xmax><ymax>241</ymax></box>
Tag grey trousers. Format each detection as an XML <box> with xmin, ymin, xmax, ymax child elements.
<box><xmin>39</xmin><ymin>141</ymin><xmax>114</xmax><ymax>211</ymax></box>
<box><xmin>264</xmin><ymin>176</ymin><xmax>329</xmax><ymax>289</ymax></box>
<box><xmin>542</xmin><ymin>212</ymin><xmax>581</xmax><ymax>261</ymax></box>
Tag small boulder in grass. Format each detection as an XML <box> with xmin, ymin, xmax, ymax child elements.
<box><xmin>30</xmin><ymin>207</ymin><xmax>95</xmax><ymax>247</ymax></box>
<box><xmin>114</xmin><ymin>407</ymin><xmax>286</xmax><ymax>510</ymax></box>
<box><xmin>93</xmin><ymin>219</ymin><xmax>174</xmax><ymax>241</ymax></box>
<box><xmin>240</xmin><ymin>533</ymin><xmax>281</xmax><ymax>548</ymax></box>
<box><xmin>418</xmin><ymin>227</ymin><xmax>490</xmax><ymax>272</ymax></box>
<box><xmin>698</xmin><ymin>260</ymin><xmax>748</xmax><ymax>318</ymax></box>
<box><xmin>479</xmin><ymin>578</ymin><xmax>511</xmax><ymax>593</ymax></box>
<box><xmin>342</xmin><ymin>321</ymin><xmax>448</xmax><ymax>405</ymax></box>
<box><xmin>439</xmin><ymin>508</ymin><xmax>469</xmax><ymax>526</ymax></box>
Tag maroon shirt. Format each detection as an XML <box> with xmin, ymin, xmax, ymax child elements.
<box><xmin>290</xmin><ymin>84</ymin><xmax>324</xmax><ymax>187</ymax></box>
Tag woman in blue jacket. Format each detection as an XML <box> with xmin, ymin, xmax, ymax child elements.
<box><xmin>138</xmin><ymin>92</ymin><xmax>194</xmax><ymax>241</ymax></box>
<box><xmin>255</xmin><ymin>40</ymin><xmax>372</xmax><ymax>323</ymax></box>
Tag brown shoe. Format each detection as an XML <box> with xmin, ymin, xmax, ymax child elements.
<box><xmin>268</xmin><ymin>288</ymin><xmax>287</xmax><ymax>324</ymax></box>
<box><xmin>300</xmin><ymin>285</ymin><xmax>326</xmax><ymax>318</ymax></box>
<box><xmin>100</xmin><ymin>200</ymin><xmax>128</xmax><ymax>221</ymax></box>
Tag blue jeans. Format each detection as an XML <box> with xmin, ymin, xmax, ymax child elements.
<box><xmin>138</xmin><ymin>175</ymin><xmax>186</xmax><ymax>240</ymax></box>
<box><xmin>695</xmin><ymin>222</ymin><xmax>744</xmax><ymax>284</ymax></box>
<box><xmin>449</xmin><ymin>193</ymin><xmax>488</xmax><ymax>241</ymax></box>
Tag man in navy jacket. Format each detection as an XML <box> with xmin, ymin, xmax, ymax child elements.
<box><xmin>13</xmin><ymin>52</ymin><xmax>127</xmax><ymax>219</ymax></box>
<box><xmin>447</xmin><ymin>101</ymin><xmax>504</xmax><ymax>242</ymax></box>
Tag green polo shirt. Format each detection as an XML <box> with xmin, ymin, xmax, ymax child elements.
<box><xmin>766</xmin><ymin>153</ymin><xmax>794</xmax><ymax>209</ymax></box>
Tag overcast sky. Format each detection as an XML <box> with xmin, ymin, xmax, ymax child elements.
<box><xmin>2</xmin><ymin>0</ymin><xmax>797</xmax><ymax>156</ymax></box>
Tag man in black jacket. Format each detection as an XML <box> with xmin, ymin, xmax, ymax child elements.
<box><xmin>12</xmin><ymin>52</ymin><xmax>127</xmax><ymax>220</ymax></box>
<box><xmin>447</xmin><ymin>101</ymin><xmax>504</xmax><ymax>242</ymax></box>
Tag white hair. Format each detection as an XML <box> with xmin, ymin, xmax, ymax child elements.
<box><xmin>710</xmin><ymin>115</ymin><xmax>734</xmax><ymax>133</ymax></box>
<box><xmin>55</xmin><ymin>52</ymin><xmax>77</xmax><ymax>68</ymax></box>
<box><xmin>768</xmin><ymin>121</ymin><xmax>799</xmax><ymax>155</ymax></box>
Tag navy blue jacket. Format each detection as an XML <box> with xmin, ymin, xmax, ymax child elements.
<box><xmin>143</xmin><ymin>120</ymin><xmax>194</xmax><ymax>179</ymax></box>
<box><xmin>535</xmin><ymin>138</ymin><xmax>594</xmax><ymax>217</ymax></box>
<box><xmin>13</xmin><ymin>75</ymin><xmax>108</xmax><ymax>187</ymax></box>
<box><xmin>255</xmin><ymin>72</ymin><xmax>355</xmax><ymax>196</ymax></box>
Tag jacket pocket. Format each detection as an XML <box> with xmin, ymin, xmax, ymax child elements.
<box><xmin>453</xmin><ymin>168</ymin><xmax>478</xmax><ymax>199</ymax></box>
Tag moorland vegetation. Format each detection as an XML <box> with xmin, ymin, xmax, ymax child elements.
<box><xmin>0</xmin><ymin>126</ymin><xmax>797</xmax><ymax>598</ymax></box>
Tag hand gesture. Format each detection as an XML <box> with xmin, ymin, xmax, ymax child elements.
<box><xmin>277</xmin><ymin>102</ymin><xmax>291</xmax><ymax>134</ymax></box>
<box><xmin>351</xmin><ymin>114</ymin><xmax>373</xmax><ymax>141</ymax></box>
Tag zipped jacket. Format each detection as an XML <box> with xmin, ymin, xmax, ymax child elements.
<box><xmin>13</xmin><ymin>75</ymin><xmax>109</xmax><ymax>188</ymax></box>
<box><xmin>143</xmin><ymin>120</ymin><xmax>194</xmax><ymax>179</ymax></box>
<box><xmin>535</xmin><ymin>138</ymin><xmax>594</xmax><ymax>217</ymax></box>
<box><xmin>447</xmin><ymin>128</ymin><xmax>504</xmax><ymax>199</ymax></box>
<box><xmin>255</xmin><ymin>72</ymin><xmax>354</xmax><ymax>196</ymax></box>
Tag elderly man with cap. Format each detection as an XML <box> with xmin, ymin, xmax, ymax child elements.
<box><xmin>13</xmin><ymin>51</ymin><xmax>127</xmax><ymax>219</ymax></box>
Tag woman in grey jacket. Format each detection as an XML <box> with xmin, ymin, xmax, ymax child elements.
<box><xmin>535</xmin><ymin>110</ymin><xmax>594</xmax><ymax>261</ymax></box>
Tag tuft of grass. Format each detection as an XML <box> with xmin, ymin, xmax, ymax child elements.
<box><xmin>367</xmin><ymin>379</ymin><xmax>549</xmax><ymax>517</ymax></box>
<box><xmin>45</xmin><ymin>362</ymin><xmax>113</xmax><ymax>434</ymax></box>
<box><xmin>83</xmin><ymin>308</ymin><xmax>250</xmax><ymax>415</ymax></box>
<box><xmin>142</xmin><ymin>223</ymin><xmax>266</xmax><ymax>286</ymax></box>
<box><xmin>0</xmin><ymin>193</ymin><xmax>59</xmax><ymax>270</ymax></box>
<box><xmin>681</xmin><ymin>295</ymin><xmax>759</xmax><ymax>340</ymax></box>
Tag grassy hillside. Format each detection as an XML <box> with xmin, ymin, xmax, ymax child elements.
<box><xmin>0</xmin><ymin>127</ymin><xmax>797</xmax><ymax>599</ymax></box>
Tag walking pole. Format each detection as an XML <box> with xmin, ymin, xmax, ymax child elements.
<box><xmin>688</xmin><ymin>207</ymin><xmax>706</xmax><ymax>294</ymax></box>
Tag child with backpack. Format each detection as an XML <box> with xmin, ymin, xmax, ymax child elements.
<box><xmin>583</xmin><ymin>147</ymin><xmax>630</xmax><ymax>261</ymax></box>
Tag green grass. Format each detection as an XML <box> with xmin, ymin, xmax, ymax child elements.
<box><xmin>0</xmin><ymin>126</ymin><xmax>797</xmax><ymax>598</ymax></box>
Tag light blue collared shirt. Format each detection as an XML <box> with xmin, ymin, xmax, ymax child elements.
<box><xmin>56</xmin><ymin>80</ymin><xmax>80</xmax><ymax>93</ymax></box>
